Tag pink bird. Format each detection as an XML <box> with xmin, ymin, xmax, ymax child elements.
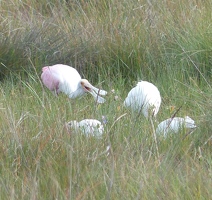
<box><xmin>41</xmin><ymin>64</ymin><xmax>107</xmax><ymax>103</ymax></box>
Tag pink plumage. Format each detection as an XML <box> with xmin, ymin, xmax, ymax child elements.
<box><xmin>41</xmin><ymin>64</ymin><xmax>107</xmax><ymax>103</ymax></box>
<box><xmin>41</xmin><ymin>66</ymin><xmax>60</xmax><ymax>93</ymax></box>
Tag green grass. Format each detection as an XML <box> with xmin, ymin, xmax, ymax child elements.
<box><xmin>0</xmin><ymin>0</ymin><xmax>212</xmax><ymax>199</ymax></box>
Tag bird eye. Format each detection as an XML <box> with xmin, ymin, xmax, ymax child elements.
<box><xmin>85</xmin><ymin>86</ymin><xmax>91</xmax><ymax>91</ymax></box>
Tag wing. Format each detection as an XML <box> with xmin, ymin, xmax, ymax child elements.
<box><xmin>48</xmin><ymin>64</ymin><xmax>82</xmax><ymax>96</ymax></box>
<box><xmin>41</xmin><ymin>66</ymin><xmax>60</xmax><ymax>92</ymax></box>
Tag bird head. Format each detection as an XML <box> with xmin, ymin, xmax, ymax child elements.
<box><xmin>184</xmin><ymin>116</ymin><xmax>197</xmax><ymax>129</ymax></box>
<box><xmin>67</xmin><ymin>120</ymin><xmax>79</xmax><ymax>129</ymax></box>
<box><xmin>80</xmin><ymin>79</ymin><xmax>107</xmax><ymax>103</ymax></box>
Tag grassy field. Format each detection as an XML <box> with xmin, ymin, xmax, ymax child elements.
<box><xmin>0</xmin><ymin>0</ymin><xmax>212</xmax><ymax>199</ymax></box>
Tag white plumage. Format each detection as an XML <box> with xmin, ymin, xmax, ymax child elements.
<box><xmin>67</xmin><ymin>119</ymin><xmax>104</xmax><ymax>138</ymax></box>
<box><xmin>41</xmin><ymin>64</ymin><xmax>107</xmax><ymax>103</ymax></box>
<box><xmin>124</xmin><ymin>81</ymin><xmax>161</xmax><ymax>118</ymax></box>
<box><xmin>156</xmin><ymin>116</ymin><xmax>197</xmax><ymax>137</ymax></box>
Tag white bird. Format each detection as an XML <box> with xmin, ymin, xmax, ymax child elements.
<box><xmin>41</xmin><ymin>64</ymin><xmax>107</xmax><ymax>103</ymax></box>
<box><xmin>124</xmin><ymin>81</ymin><xmax>161</xmax><ymax>118</ymax></box>
<box><xmin>156</xmin><ymin>116</ymin><xmax>197</xmax><ymax>137</ymax></box>
<box><xmin>67</xmin><ymin>119</ymin><xmax>104</xmax><ymax>138</ymax></box>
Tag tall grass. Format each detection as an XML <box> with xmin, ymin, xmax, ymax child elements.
<box><xmin>0</xmin><ymin>0</ymin><xmax>212</xmax><ymax>199</ymax></box>
<box><xmin>0</xmin><ymin>72</ymin><xmax>211</xmax><ymax>199</ymax></box>
<box><xmin>0</xmin><ymin>0</ymin><xmax>211</xmax><ymax>82</ymax></box>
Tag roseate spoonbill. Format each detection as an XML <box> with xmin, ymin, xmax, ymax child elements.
<box><xmin>156</xmin><ymin>116</ymin><xmax>197</xmax><ymax>137</ymax></box>
<box><xmin>41</xmin><ymin>64</ymin><xmax>107</xmax><ymax>103</ymax></box>
<box><xmin>124</xmin><ymin>81</ymin><xmax>161</xmax><ymax>118</ymax></box>
<box><xmin>67</xmin><ymin>119</ymin><xmax>104</xmax><ymax>138</ymax></box>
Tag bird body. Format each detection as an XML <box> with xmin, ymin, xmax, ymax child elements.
<box><xmin>124</xmin><ymin>81</ymin><xmax>161</xmax><ymax>118</ymax></box>
<box><xmin>41</xmin><ymin>64</ymin><xmax>107</xmax><ymax>103</ymax></box>
<box><xmin>156</xmin><ymin>116</ymin><xmax>197</xmax><ymax>137</ymax></box>
<box><xmin>67</xmin><ymin>119</ymin><xmax>104</xmax><ymax>138</ymax></box>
